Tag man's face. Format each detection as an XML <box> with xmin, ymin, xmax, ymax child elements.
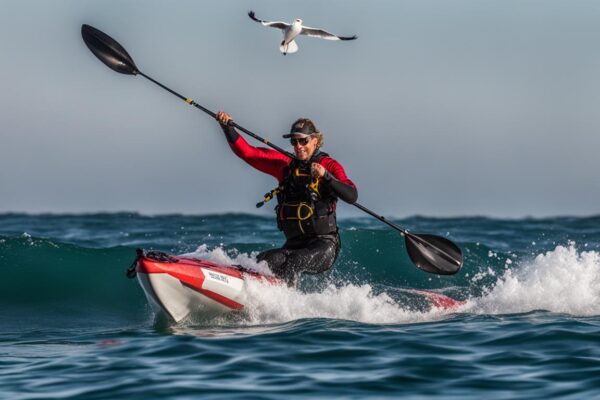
<box><xmin>291</xmin><ymin>135</ymin><xmax>318</xmax><ymax>160</ymax></box>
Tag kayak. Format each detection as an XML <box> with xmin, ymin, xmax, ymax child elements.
<box><xmin>128</xmin><ymin>249</ymin><xmax>464</xmax><ymax>323</ymax></box>
<box><xmin>129</xmin><ymin>249</ymin><xmax>281</xmax><ymax>322</ymax></box>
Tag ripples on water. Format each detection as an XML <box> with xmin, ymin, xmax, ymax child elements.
<box><xmin>1</xmin><ymin>213</ymin><xmax>600</xmax><ymax>398</ymax></box>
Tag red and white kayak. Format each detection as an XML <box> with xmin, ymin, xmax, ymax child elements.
<box><xmin>128</xmin><ymin>249</ymin><xmax>464</xmax><ymax>323</ymax></box>
<box><xmin>130</xmin><ymin>249</ymin><xmax>280</xmax><ymax>322</ymax></box>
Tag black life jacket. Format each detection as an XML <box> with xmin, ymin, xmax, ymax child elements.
<box><xmin>275</xmin><ymin>152</ymin><xmax>337</xmax><ymax>240</ymax></box>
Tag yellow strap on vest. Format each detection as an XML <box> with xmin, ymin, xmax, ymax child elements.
<box><xmin>293</xmin><ymin>168</ymin><xmax>321</xmax><ymax>195</ymax></box>
<box><xmin>294</xmin><ymin>168</ymin><xmax>310</xmax><ymax>177</ymax></box>
<box><xmin>263</xmin><ymin>187</ymin><xmax>280</xmax><ymax>204</ymax></box>
<box><xmin>280</xmin><ymin>202</ymin><xmax>315</xmax><ymax>235</ymax></box>
<box><xmin>297</xmin><ymin>202</ymin><xmax>314</xmax><ymax>221</ymax></box>
<box><xmin>296</xmin><ymin>202</ymin><xmax>314</xmax><ymax>234</ymax></box>
<box><xmin>309</xmin><ymin>178</ymin><xmax>320</xmax><ymax>195</ymax></box>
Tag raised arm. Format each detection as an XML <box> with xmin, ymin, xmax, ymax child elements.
<box><xmin>216</xmin><ymin>111</ymin><xmax>290</xmax><ymax>181</ymax></box>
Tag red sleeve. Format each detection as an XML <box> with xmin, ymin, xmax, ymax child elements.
<box><xmin>228</xmin><ymin>135</ymin><xmax>291</xmax><ymax>182</ymax></box>
<box><xmin>320</xmin><ymin>157</ymin><xmax>356</xmax><ymax>189</ymax></box>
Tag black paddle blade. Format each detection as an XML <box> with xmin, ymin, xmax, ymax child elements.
<box><xmin>405</xmin><ymin>233</ymin><xmax>463</xmax><ymax>275</ymax></box>
<box><xmin>81</xmin><ymin>24</ymin><xmax>139</xmax><ymax>75</ymax></box>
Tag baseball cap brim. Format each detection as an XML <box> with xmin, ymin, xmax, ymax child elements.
<box><xmin>282</xmin><ymin>132</ymin><xmax>311</xmax><ymax>139</ymax></box>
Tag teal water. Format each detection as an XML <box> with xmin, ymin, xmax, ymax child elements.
<box><xmin>1</xmin><ymin>213</ymin><xmax>600</xmax><ymax>399</ymax></box>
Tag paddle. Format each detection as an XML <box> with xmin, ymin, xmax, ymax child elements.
<box><xmin>81</xmin><ymin>24</ymin><xmax>463</xmax><ymax>276</ymax></box>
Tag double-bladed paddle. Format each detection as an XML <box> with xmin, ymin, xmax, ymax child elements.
<box><xmin>81</xmin><ymin>24</ymin><xmax>463</xmax><ymax>275</ymax></box>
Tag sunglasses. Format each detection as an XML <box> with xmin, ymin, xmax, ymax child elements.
<box><xmin>290</xmin><ymin>137</ymin><xmax>310</xmax><ymax>146</ymax></box>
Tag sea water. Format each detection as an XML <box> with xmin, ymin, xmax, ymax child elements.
<box><xmin>1</xmin><ymin>213</ymin><xmax>599</xmax><ymax>399</ymax></box>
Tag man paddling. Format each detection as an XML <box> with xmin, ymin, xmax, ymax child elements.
<box><xmin>216</xmin><ymin>112</ymin><xmax>358</xmax><ymax>286</ymax></box>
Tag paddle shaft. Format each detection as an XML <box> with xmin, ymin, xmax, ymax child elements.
<box><xmin>353</xmin><ymin>202</ymin><xmax>407</xmax><ymax>235</ymax></box>
<box><xmin>139</xmin><ymin>72</ymin><xmax>294</xmax><ymax>158</ymax></box>
<box><xmin>355</xmin><ymin>202</ymin><xmax>460</xmax><ymax>266</ymax></box>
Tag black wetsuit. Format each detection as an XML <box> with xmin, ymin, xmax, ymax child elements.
<box><xmin>257</xmin><ymin>234</ymin><xmax>340</xmax><ymax>286</ymax></box>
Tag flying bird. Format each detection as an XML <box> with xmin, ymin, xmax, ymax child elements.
<box><xmin>248</xmin><ymin>11</ymin><xmax>357</xmax><ymax>55</ymax></box>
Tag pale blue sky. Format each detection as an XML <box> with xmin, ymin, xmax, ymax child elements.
<box><xmin>1</xmin><ymin>0</ymin><xmax>599</xmax><ymax>217</ymax></box>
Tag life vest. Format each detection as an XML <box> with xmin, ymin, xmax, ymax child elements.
<box><xmin>275</xmin><ymin>152</ymin><xmax>337</xmax><ymax>240</ymax></box>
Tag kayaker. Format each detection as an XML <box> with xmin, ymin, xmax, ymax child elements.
<box><xmin>216</xmin><ymin>112</ymin><xmax>358</xmax><ymax>286</ymax></box>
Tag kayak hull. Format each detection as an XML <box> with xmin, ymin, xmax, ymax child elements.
<box><xmin>134</xmin><ymin>251</ymin><xmax>278</xmax><ymax>322</ymax></box>
<box><xmin>137</xmin><ymin>271</ymin><xmax>239</xmax><ymax>322</ymax></box>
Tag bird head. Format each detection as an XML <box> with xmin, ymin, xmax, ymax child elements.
<box><xmin>294</xmin><ymin>18</ymin><xmax>303</xmax><ymax>24</ymax></box>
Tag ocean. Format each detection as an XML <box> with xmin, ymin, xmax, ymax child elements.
<box><xmin>1</xmin><ymin>213</ymin><xmax>599</xmax><ymax>399</ymax></box>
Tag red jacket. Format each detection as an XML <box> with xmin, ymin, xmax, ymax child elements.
<box><xmin>228</xmin><ymin>135</ymin><xmax>356</xmax><ymax>190</ymax></box>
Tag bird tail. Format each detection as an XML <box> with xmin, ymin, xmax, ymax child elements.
<box><xmin>279</xmin><ymin>40</ymin><xmax>298</xmax><ymax>54</ymax></box>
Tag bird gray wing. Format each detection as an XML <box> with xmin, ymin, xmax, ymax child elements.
<box><xmin>300</xmin><ymin>26</ymin><xmax>358</xmax><ymax>41</ymax></box>
<box><xmin>248</xmin><ymin>11</ymin><xmax>289</xmax><ymax>30</ymax></box>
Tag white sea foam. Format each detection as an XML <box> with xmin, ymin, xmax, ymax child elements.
<box><xmin>185</xmin><ymin>244</ymin><xmax>273</xmax><ymax>276</ymax></box>
<box><xmin>184</xmin><ymin>244</ymin><xmax>449</xmax><ymax>325</ymax></box>
<box><xmin>465</xmin><ymin>243</ymin><xmax>600</xmax><ymax>316</ymax></box>
<box><xmin>240</xmin><ymin>280</ymin><xmax>436</xmax><ymax>324</ymax></box>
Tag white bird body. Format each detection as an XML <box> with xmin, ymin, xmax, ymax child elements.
<box><xmin>280</xmin><ymin>19</ymin><xmax>303</xmax><ymax>54</ymax></box>
<box><xmin>248</xmin><ymin>11</ymin><xmax>357</xmax><ymax>55</ymax></box>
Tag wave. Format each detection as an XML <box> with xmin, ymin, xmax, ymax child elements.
<box><xmin>465</xmin><ymin>243</ymin><xmax>600</xmax><ymax>316</ymax></box>
<box><xmin>0</xmin><ymin>234</ymin><xmax>144</xmax><ymax>313</ymax></box>
<box><xmin>2</xmin><ymin>232</ymin><xmax>599</xmax><ymax>325</ymax></box>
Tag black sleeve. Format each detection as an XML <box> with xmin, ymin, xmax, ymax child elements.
<box><xmin>323</xmin><ymin>171</ymin><xmax>358</xmax><ymax>204</ymax></box>
<box><xmin>219</xmin><ymin>123</ymin><xmax>240</xmax><ymax>144</ymax></box>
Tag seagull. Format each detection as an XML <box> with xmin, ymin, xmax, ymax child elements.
<box><xmin>248</xmin><ymin>11</ymin><xmax>357</xmax><ymax>55</ymax></box>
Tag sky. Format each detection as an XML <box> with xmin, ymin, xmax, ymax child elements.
<box><xmin>1</xmin><ymin>0</ymin><xmax>599</xmax><ymax>218</ymax></box>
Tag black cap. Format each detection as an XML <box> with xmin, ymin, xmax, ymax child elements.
<box><xmin>282</xmin><ymin>119</ymin><xmax>317</xmax><ymax>138</ymax></box>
